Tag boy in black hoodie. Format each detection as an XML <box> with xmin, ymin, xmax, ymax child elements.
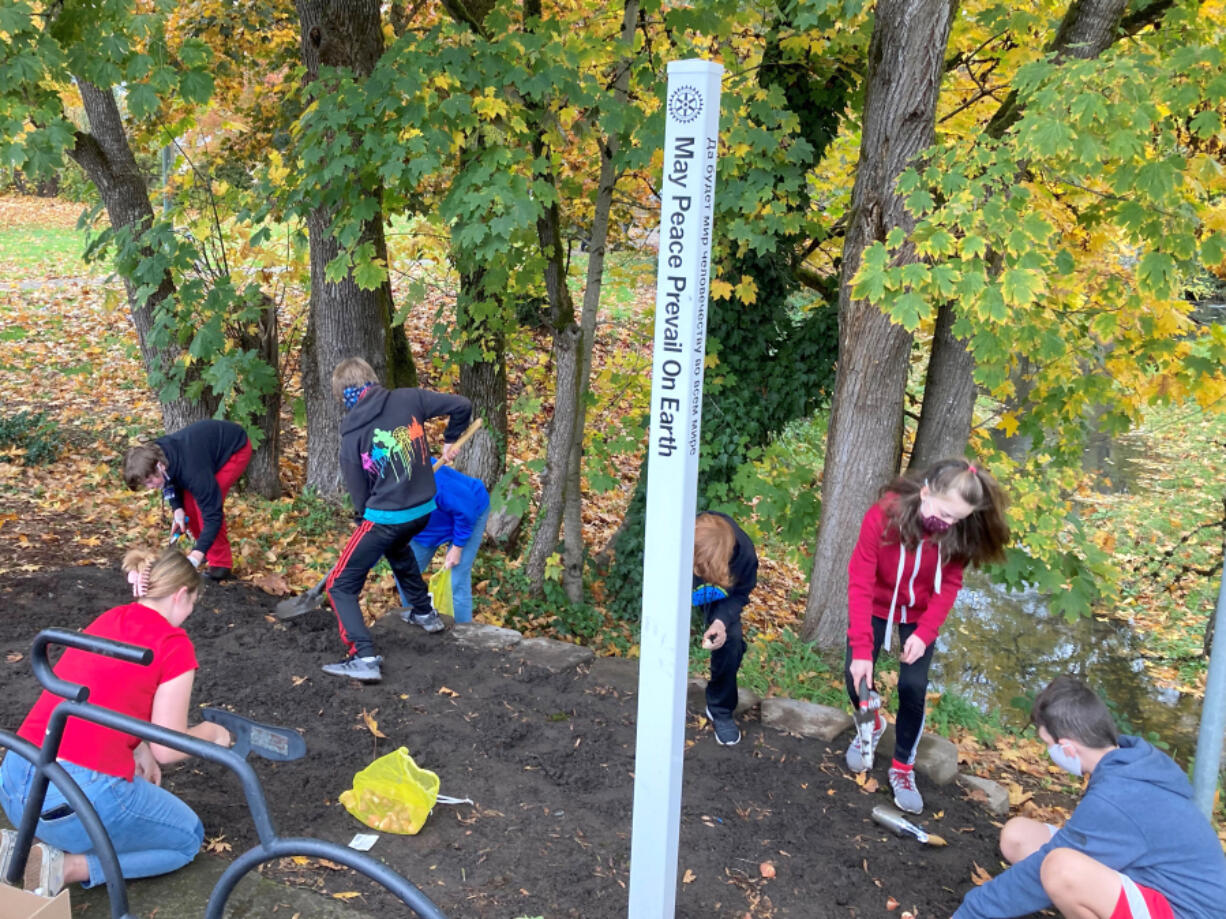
<box><xmin>322</xmin><ymin>357</ymin><xmax>473</xmax><ymax>682</ymax></box>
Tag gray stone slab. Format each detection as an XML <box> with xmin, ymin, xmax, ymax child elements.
<box><xmin>588</xmin><ymin>656</ymin><xmax>639</xmax><ymax>692</ymax></box>
<box><xmin>879</xmin><ymin>724</ymin><xmax>960</xmax><ymax>785</ymax></box>
<box><xmin>686</xmin><ymin>679</ymin><xmax>760</xmax><ymax>717</ymax></box>
<box><xmin>450</xmin><ymin>622</ymin><xmax>523</xmax><ymax>652</ymax></box>
<box><xmin>760</xmin><ymin>698</ymin><xmax>853</xmax><ymax>742</ymax></box>
<box><xmin>514</xmin><ymin>636</ymin><xmax>595</xmax><ymax>672</ymax></box>
<box><xmin>687</xmin><ymin>677</ymin><xmax>709</xmax><ymax>713</ymax></box>
<box><xmin>958</xmin><ymin>772</ymin><xmax>1011</xmax><ymax>816</ymax></box>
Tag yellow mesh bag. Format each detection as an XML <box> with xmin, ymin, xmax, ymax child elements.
<box><xmin>429</xmin><ymin>567</ymin><xmax>454</xmax><ymax>620</ymax></box>
<box><xmin>339</xmin><ymin>747</ymin><xmax>440</xmax><ymax>835</ymax></box>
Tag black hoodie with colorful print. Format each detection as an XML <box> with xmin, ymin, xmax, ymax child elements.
<box><xmin>338</xmin><ymin>385</ymin><xmax>472</xmax><ymax>523</ymax></box>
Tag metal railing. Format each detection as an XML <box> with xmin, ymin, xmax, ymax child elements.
<box><xmin>1</xmin><ymin>628</ymin><xmax>447</xmax><ymax>918</ymax></box>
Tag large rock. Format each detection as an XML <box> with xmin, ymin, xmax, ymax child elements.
<box><xmin>760</xmin><ymin>698</ymin><xmax>853</xmax><ymax>742</ymax></box>
<box><xmin>686</xmin><ymin>679</ymin><xmax>761</xmax><ymax>717</ymax></box>
<box><xmin>879</xmin><ymin>724</ymin><xmax>960</xmax><ymax>785</ymax></box>
<box><xmin>451</xmin><ymin>622</ymin><xmax>523</xmax><ymax>652</ymax></box>
<box><xmin>515</xmin><ymin>636</ymin><xmax>595</xmax><ymax>673</ymax></box>
<box><xmin>958</xmin><ymin>773</ymin><xmax>1011</xmax><ymax>816</ymax></box>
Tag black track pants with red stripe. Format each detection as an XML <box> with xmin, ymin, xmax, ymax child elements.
<box><xmin>327</xmin><ymin>517</ymin><xmax>431</xmax><ymax>658</ymax></box>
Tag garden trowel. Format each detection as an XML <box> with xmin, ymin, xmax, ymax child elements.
<box><xmin>871</xmin><ymin>804</ymin><xmax>948</xmax><ymax>846</ymax></box>
<box><xmin>202</xmin><ymin>708</ymin><xmax>306</xmax><ymax>762</ymax></box>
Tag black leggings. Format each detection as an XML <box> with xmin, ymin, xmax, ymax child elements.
<box><xmin>843</xmin><ymin>617</ymin><xmax>935</xmax><ymax>766</ymax></box>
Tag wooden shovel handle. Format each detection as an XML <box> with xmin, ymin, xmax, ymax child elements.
<box><xmin>436</xmin><ymin>417</ymin><xmax>483</xmax><ymax>469</ymax></box>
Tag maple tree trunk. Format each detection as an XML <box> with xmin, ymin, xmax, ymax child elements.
<box><xmin>457</xmin><ymin>316</ymin><xmax>509</xmax><ymax>486</ymax></box>
<box><xmin>913</xmin><ymin>0</ymin><xmax>1130</xmax><ymax>469</ymax></box>
<box><xmin>560</xmin><ymin>0</ymin><xmax>639</xmax><ymax>604</ymax></box>
<box><xmin>801</xmin><ymin>0</ymin><xmax>957</xmax><ymax>649</ymax></box>
<box><xmin>295</xmin><ymin>0</ymin><xmax>415</xmax><ymax>495</ymax></box>
<box><xmin>909</xmin><ymin>299</ymin><xmax>976</xmax><ymax>471</ymax></box>
<box><xmin>239</xmin><ymin>296</ymin><xmax>283</xmax><ymax>499</ymax></box>
<box><xmin>69</xmin><ymin>80</ymin><xmax>213</xmax><ymax>434</ymax></box>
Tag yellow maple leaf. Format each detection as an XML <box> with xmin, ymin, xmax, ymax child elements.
<box><xmin>360</xmin><ymin>709</ymin><xmax>386</xmax><ymax>739</ymax></box>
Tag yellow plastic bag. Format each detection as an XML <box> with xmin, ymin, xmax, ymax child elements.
<box><xmin>339</xmin><ymin>747</ymin><xmax>440</xmax><ymax>835</ymax></box>
<box><xmin>429</xmin><ymin>566</ymin><xmax>454</xmax><ymax>620</ymax></box>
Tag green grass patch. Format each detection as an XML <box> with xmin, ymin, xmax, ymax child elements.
<box><xmin>0</xmin><ymin>411</ymin><xmax>63</xmax><ymax>465</ymax></box>
<box><xmin>0</xmin><ymin>224</ymin><xmax>88</xmax><ymax>277</ymax></box>
<box><xmin>928</xmin><ymin>689</ymin><xmax>1009</xmax><ymax>745</ymax></box>
<box><xmin>699</xmin><ymin>627</ymin><xmax>846</xmax><ymax>707</ymax></box>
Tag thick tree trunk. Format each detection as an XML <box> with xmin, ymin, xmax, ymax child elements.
<box><xmin>801</xmin><ymin>0</ymin><xmax>958</xmax><ymax>649</ymax></box>
<box><xmin>458</xmin><ymin>330</ymin><xmax>511</xmax><ymax>535</ymax></box>
<box><xmin>560</xmin><ymin>0</ymin><xmax>639</xmax><ymax>604</ymax></box>
<box><xmin>524</xmin><ymin>326</ymin><xmax>581</xmax><ymax>590</ymax></box>
<box><xmin>239</xmin><ymin>297</ymin><xmax>283</xmax><ymax>498</ymax></box>
<box><xmin>912</xmin><ymin>0</ymin><xmax>1129</xmax><ymax>467</ymax></box>
<box><xmin>69</xmin><ymin>80</ymin><xmax>212</xmax><ymax>433</ymax></box>
<box><xmin>295</xmin><ymin>0</ymin><xmax>415</xmax><ymax>495</ymax></box>
<box><xmin>909</xmin><ymin>298</ymin><xmax>976</xmax><ymax>470</ymax></box>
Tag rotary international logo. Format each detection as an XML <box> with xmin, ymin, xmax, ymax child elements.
<box><xmin>668</xmin><ymin>85</ymin><xmax>702</xmax><ymax>124</ymax></box>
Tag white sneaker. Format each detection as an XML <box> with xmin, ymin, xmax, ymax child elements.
<box><xmin>846</xmin><ymin>717</ymin><xmax>885</xmax><ymax>773</ymax></box>
<box><xmin>1</xmin><ymin>830</ymin><xmax>65</xmax><ymax>896</ymax></box>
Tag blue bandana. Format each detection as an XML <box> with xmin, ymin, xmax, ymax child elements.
<box><xmin>343</xmin><ymin>382</ymin><xmax>375</xmax><ymax>411</ymax></box>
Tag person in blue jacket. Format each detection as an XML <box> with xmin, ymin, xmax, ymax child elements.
<box><xmin>954</xmin><ymin>675</ymin><xmax>1226</xmax><ymax>919</ymax></box>
<box><xmin>397</xmin><ymin>464</ymin><xmax>490</xmax><ymax>624</ymax></box>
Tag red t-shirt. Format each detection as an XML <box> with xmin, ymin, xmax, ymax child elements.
<box><xmin>18</xmin><ymin>602</ymin><xmax>198</xmax><ymax>781</ymax></box>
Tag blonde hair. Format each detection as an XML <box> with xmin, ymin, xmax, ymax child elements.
<box><xmin>693</xmin><ymin>513</ymin><xmax>736</xmax><ymax>588</ymax></box>
<box><xmin>331</xmin><ymin>357</ymin><xmax>379</xmax><ymax>403</ymax></box>
<box><xmin>123</xmin><ymin>443</ymin><xmax>167</xmax><ymax>490</ymax></box>
<box><xmin>122</xmin><ymin>547</ymin><xmax>201</xmax><ymax>600</ymax></box>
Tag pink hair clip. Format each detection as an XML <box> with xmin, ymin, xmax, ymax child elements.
<box><xmin>967</xmin><ymin>464</ymin><xmax>978</xmax><ymax>475</ymax></box>
<box><xmin>127</xmin><ymin>562</ymin><xmax>152</xmax><ymax>598</ymax></box>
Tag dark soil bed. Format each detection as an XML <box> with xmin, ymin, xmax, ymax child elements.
<box><xmin>0</xmin><ymin>565</ymin><xmax>1032</xmax><ymax>918</ymax></box>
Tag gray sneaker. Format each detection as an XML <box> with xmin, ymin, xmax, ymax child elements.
<box><xmin>705</xmin><ymin>705</ymin><xmax>741</xmax><ymax>746</ymax></box>
<box><xmin>402</xmin><ymin>608</ymin><xmax>445</xmax><ymax>633</ymax></box>
<box><xmin>889</xmin><ymin>766</ymin><xmax>924</xmax><ymax>814</ymax></box>
<box><xmin>845</xmin><ymin>717</ymin><xmax>885</xmax><ymax>773</ymax></box>
<box><xmin>321</xmin><ymin>655</ymin><xmax>383</xmax><ymax>682</ymax></box>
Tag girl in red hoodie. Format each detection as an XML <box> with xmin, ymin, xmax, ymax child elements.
<box><xmin>844</xmin><ymin>458</ymin><xmax>1009</xmax><ymax>814</ymax></box>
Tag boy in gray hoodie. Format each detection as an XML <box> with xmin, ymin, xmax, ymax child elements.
<box><xmin>954</xmin><ymin>675</ymin><xmax>1226</xmax><ymax>919</ymax></box>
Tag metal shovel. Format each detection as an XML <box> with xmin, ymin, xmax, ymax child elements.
<box><xmin>201</xmin><ymin>707</ymin><xmax>307</xmax><ymax>761</ymax></box>
<box><xmin>272</xmin><ymin>417</ymin><xmax>484</xmax><ymax>620</ymax></box>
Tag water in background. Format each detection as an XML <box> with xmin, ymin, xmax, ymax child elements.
<box><xmin>931</xmin><ymin>577</ymin><xmax>1203</xmax><ymax>764</ymax></box>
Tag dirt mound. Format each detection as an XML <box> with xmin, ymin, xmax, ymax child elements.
<box><xmin>0</xmin><ymin>565</ymin><xmax>1035</xmax><ymax>918</ymax></box>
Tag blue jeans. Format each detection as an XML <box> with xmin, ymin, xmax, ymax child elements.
<box><xmin>401</xmin><ymin>506</ymin><xmax>489</xmax><ymax>624</ymax></box>
<box><xmin>0</xmin><ymin>752</ymin><xmax>203</xmax><ymax>887</ymax></box>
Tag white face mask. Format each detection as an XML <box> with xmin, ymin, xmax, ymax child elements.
<box><xmin>1047</xmin><ymin>742</ymin><xmax>1083</xmax><ymax>777</ymax></box>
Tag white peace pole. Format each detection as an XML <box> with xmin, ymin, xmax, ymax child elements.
<box><xmin>627</xmin><ymin>59</ymin><xmax>723</xmax><ymax>918</ymax></box>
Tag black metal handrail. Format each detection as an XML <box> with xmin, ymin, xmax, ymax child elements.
<box><xmin>1</xmin><ymin>628</ymin><xmax>447</xmax><ymax>918</ymax></box>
